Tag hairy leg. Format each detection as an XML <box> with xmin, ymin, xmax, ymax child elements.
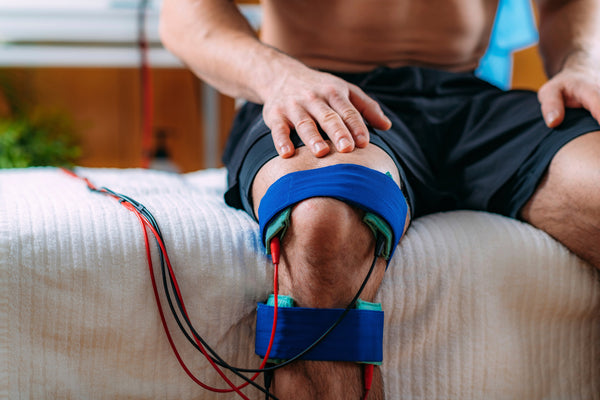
<box><xmin>252</xmin><ymin>142</ymin><xmax>409</xmax><ymax>399</ymax></box>
<box><xmin>521</xmin><ymin>131</ymin><xmax>600</xmax><ymax>268</ymax></box>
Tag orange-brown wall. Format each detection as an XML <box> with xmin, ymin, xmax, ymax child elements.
<box><xmin>512</xmin><ymin>45</ymin><xmax>547</xmax><ymax>91</ymax></box>
<box><xmin>1</xmin><ymin>0</ymin><xmax>547</xmax><ymax>173</ymax></box>
<box><xmin>1</xmin><ymin>67</ymin><xmax>236</xmax><ymax>172</ymax></box>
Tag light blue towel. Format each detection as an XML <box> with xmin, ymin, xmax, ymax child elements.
<box><xmin>475</xmin><ymin>0</ymin><xmax>539</xmax><ymax>89</ymax></box>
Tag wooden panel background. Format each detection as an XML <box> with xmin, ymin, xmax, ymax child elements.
<box><xmin>0</xmin><ymin>0</ymin><xmax>547</xmax><ymax>172</ymax></box>
<box><xmin>512</xmin><ymin>46</ymin><xmax>547</xmax><ymax>91</ymax></box>
<box><xmin>0</xmin><ymin>67</ymin><xmax>237</xmax><ymax>172</ymax></box>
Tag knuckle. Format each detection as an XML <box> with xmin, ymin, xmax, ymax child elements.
<box><xmin>340</xmin><ymin>108</ymin><xmax>361</xmax><ymax>122</ymax></box>
<box><xmin>326</xmin><ymin>125</ymin><xmax>348</xmax><ymax>140</ymax></box>
<box><xmin>304</xmin><ymin>91</ymin><xmax>320</xmax><ymax>103</ymax></box>
<box><xmin>323</xmin><ymin>84</ymin><xmax>346</xmax><ymax>99</ymax></box>
<box><xmin>321</xmin><ymin>109</ymin><xmax>342</xmax><ymax>124</ymax></box>
<box><xmin>286</xmin><ymin>98</ymin><xmax>303</xmax><ymax>110</ymax></box>
<box><xmin>263</xmin><ymin>105</ymin><xmax>285</xmax><ymax>121</ymax></box>
<box><xmin>271</xmin><ymin>104</ymin><xmax>286</xmax><ymax>115</ymax></box>
<box><xmin>295</xmin><ymin>117</ymin><xmax>317</xmax><ymax>131</ymax></box>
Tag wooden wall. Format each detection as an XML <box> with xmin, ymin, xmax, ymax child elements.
<box><xmin>1</xmin><ymin>0</ymin><xmax>547</xmax><ymax>173</ymax></box>
<box><xmin>512</xmin><ymin>46</ymin><xmax>547</xmax><ymax>91</ymax></box>
<box><xmin>0</xmin><ymin>67</ymin><xmax>236</xmax><ymax>172</ymax></box>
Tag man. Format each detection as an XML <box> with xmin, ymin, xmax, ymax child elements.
<box><xmin>160</xmin><ymin>0</ymin><xmax>600</xmax><ymax>398</ymax></box>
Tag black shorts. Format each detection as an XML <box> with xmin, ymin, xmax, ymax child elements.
<box><xmin>222</xmin><ymin>66</ymin><xmax>600</xmax><ymax>220</ymax></box>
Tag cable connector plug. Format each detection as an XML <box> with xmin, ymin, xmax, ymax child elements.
<box><xmin>263</xmin><ymin>364</ymin><xmax>274</xmax><ymax>400</ymax></box>
<box><xmin>270</xmin><ymin>236</ymin><xmax>281</xmax><ymax>265</ymax></box>
<box><xmin>363</xmin><ymin>364</ymin><xmax>374</xmax><ymax>400</ymax></box>
<box><xmin>374</xmin><ymin>235</ymin><xmax>386</xmax><ymax>258</ymax></box>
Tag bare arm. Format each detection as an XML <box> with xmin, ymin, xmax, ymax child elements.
<box><xmin>535</xmin><ymin>0</ymin><xmax>600</xmax><ymax>126</ymax></box>
<box><xmin>159</xmin><ymin>0</ymin><xmax>391</xmax><ymax>158</ymax></box>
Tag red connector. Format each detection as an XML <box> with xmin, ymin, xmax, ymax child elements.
<box><xmin>363</xmin><ymin>364</ymin><xmax>374</xmax><ymax>400</ymax></box>
<box><xmin>270</xmin><ymin>237</ymin><xmax>281</xmax><ymax>266</ymax></box>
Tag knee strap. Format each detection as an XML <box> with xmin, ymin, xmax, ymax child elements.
<box><xmin>255</xmin><ymin>295</ymin><xmax>384</xmax><ymax>364</ymax></box>
<box><xmin>258</xmin><ymin>164</ymin><xmax>408</xmax><ymax>261</ymax></box>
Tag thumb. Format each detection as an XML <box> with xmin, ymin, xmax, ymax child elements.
<box><xmin>538</xmin><ymin>81</ymin><xmax>565</xmax><ymax>128</ymax></box>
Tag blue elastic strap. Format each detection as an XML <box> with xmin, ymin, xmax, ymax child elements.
<box><xmin>258</xmin><ymin>164</ymin><xmax>408</xmax><ymax>261</ymax></box>
<box><xmin>255</xmin><ymin>300</ymin><xmax>384</xmax><ymax>364</ymax></box>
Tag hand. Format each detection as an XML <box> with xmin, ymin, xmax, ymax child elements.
<box><xmin>261</xmin><ymin>65</ymin><xmax>392</xmax><ymax>158</ymax></box>
<box><xmin>537</xmin><ymin>56</ymin><xmax>600</xmax><ymax>128</ymax></box>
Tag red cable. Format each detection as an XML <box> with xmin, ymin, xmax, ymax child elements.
<box><xmin>62</xmin><ymin>169</ymin><xmax>280</xmax><ymax>398</ymax></box>
<box><xmin>363</xmin><ymin>364</ymin><xmax>374</xmax><ymax>400</ymax></box>
<box><xmin>128</xmin><ymin>204</ymin><xmax>254</xmax><ymax>398</ymax></box>
<box><xmin>136</xmin><ymin>209</ymin><xmax>281</xmax><ymax>396</ymax></box>
<box><xmin>139</xmin><ymin>6</ymin><xmax>154</xmax><ymax>169</ymax></box>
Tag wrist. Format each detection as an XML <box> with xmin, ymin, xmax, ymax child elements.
<box><xmin>562</xmin><ymin>48</ymin><xmax>592</xmax><ymax>69</ymax></box>
<box><xmin>250</xmin><ymin>45</ymin><xmax>311</xmax><ymax>104</ymax></box>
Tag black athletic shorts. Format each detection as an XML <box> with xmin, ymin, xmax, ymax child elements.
<box><xmin>222</xmin><ymin>66</ymin><xmax>600</xmax><ymax>220</ymax></box>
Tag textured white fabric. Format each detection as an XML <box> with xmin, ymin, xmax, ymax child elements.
<box><xmin>1</xmin><ymin>167</ymin><xmax>599</xmax><ymax>399</ymax></box>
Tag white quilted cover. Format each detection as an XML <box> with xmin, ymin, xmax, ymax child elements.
<box><xmin>1</xmin><ymin>167</ymin><xmax>599</xmax><ymax>399</ymax></box>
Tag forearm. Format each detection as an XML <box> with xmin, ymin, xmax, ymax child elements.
<box><xmin>159</xmin><ymin>0</ymin><xmax>306</xmax><ymax>103</ymax></box>
<box><xmin>536</xmin><ymin>0</ymin><xmax>600</xmax><ymax>77</ymax></box>
<box><xmin>161</xmin><ymin>0</ymin><xmax>391</xmax><ymax>159</ymax></box>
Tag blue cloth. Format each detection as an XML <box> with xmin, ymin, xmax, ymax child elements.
<box><xmin>255</xmin><ymin>303</ymin><xmax>384</xmax><ymax>363</ymax></box>
<box><xmin>476</xmin><ymin>0</ymin><xmax>539</xmax><ymax>89</ymax></box>
<box><xmin>257</xmin><ymin>164</ymin><xmax>408</xmax><ymax>261</ymax></box>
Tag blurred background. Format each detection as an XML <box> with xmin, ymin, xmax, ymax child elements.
<box><xmin>0</xmin><ymin>0</ymin><xmax>545</xmax><ymax>172</ymax></box>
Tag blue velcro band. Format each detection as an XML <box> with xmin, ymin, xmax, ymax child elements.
<box><xmin>258</xmin><ymin>164</ymin><xmax>408</xmax><ymax>260</ymax></box>
<box><xmin>255</xmin><ymin>302</ymin><xmax>384</xmax><ymax>364</ymax></box>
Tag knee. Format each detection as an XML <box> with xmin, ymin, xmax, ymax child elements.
<box><xmin>279</xmin><ymin>197</ymin><xmax>381</xmax><ymax>307</ymax></box>
<box><xmin>289</xmin><ymin>198</ymin><xmax>373</xmax><ymax>260</ymax></box>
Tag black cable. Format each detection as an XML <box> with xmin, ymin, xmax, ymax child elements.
<box><xmin>89</xmin><ymin>186</ymin><xmax>278</xmax><ymax>398</ymax></box>
<box><xmin>99</xmin><ymin>185</ymin><xmax>384</xmax><ymax>374</ymax></box>
<box><xmin>157</xmin><ymin>230</ymin><xmax>279</xmax><ymax>398</ymax></box>
<box><xmin>86</xmin><ymin>183</ymin><xmax>386</xmax><ymax>397</ymax></box>
<box><xmin>165</xmin><ymin>231</ymin><xmax>385</xmax><ymax>374</ymax></box>
<box><xmin>246</xmin><ymin>234</ymin><xmax>386</xmax><ymax>372</ymax></box>
<box><xmin>264</xmin><ymin>365</ymin><xmax>274</xmax><ymax>400</ymax></box>
<box><xmin>151</xmin><ymin>197</ymin><xmax>384</xmax><ymax>375</ymax></box>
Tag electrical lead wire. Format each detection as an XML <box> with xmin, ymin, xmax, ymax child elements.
<box><xmin>63</xmin><ymin>168</ymin><xmax>384</xmax><ymax>399</ymax></box>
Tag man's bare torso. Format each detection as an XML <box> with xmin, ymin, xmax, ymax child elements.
<box><xmin>261</xmin><ymin>0</ymin><xmax>500</xmax><ymax>72</ymax></box>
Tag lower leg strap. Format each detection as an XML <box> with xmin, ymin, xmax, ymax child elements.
<box><xmin>255</xmin><ymin>295</ymin><xmax>384</xmax><ymax>365</ymax></box>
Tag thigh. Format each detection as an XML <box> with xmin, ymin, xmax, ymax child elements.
<box><xmin>520</xmin><ymin>130</ymin><xmax>600</xmax><ymax>267</ymax></box>
<box><xmin>488</xmin><ymin>107</ymin><xmax>600</xmax><ymax>219</ymax></box>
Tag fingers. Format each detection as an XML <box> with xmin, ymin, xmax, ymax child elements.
<box><xmin>349</xmin><ymin>85</ymin><xmax>392</xmax><ymax>131</ymax></box>
<box><xmin>538</xmin><ymin>72</ymin><xmax>600</xmax><ymax>128</ymax></box>
<box><xmin>267</xmin><ymin>115</ymin><xmax>296</xmax><ymax>158</ymax></box>
<box><xmin>292</xmin><ymin>110</ymin><xmax>330</xmax><ymax>157</ymax></box>
<box><xmin>321</xmin><ymin>84</ymin><xmax>393</xmax><ymax>152</ymax></box>
<box><xmin>265</xmin><ymin>107</ymin><xmax>330</xmax><ymax>158</ymax></box>
<box><xmin>307</xmin><ymin>94</ymin><xmax>363</xmax><ymax>152</ymax></box>
<box><xmin>263</xmin><ymin>73</ymin><xmax>392</xmax><ymax>158</ymax></box>
<box><xmin>294</xmin><ymin>86</ymin><xmax>377</xmax><ymax>155</ymax></box>
<box><xmin>573</xmin><ymin>85</ymin><xmax>600</xmax><ymax>123</ymax></box>
<box><xmin>538</xmin><ymin>81</ymin><xmax>566</xmax><ymax>128</ymax></box>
